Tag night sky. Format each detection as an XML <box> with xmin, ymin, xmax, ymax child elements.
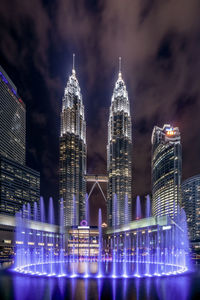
<box><xmin>1</xmin><ymin>0</ymin><xmax>200</xmax><ymax>225</ymax></box>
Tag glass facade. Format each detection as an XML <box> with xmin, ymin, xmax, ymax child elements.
<box><xmin>0</xmin><ymin>65</ymin><xmax>40</xmax><ymax>216</ymax></box>
<box><xmin>0</xmin><ymin>66</ymin><xmax>26</xmax><ymax>165</ymax></box>
<box><xmin>68</xmin><ymin>226</ymin><xmax>99</xmax><ymax>258</ymax></box>
<box><xmin>151</xmin><ymin>124</ymin><xmax>182</xmax><ymax>219</ymax></box>
<box><xmin>107</xmin><ymin>70</ymin><xmax>132</xmax><ymax>227</ymax></box>
<box><xmin>59</xmin><ymin>67</ymin><xmax>86</xmax><ymax>226</ymax></box>
<box><xmin>182</xmin><ymin>175</ymin><xmax>200</xmax><ymax>241</ymax></box>
<box><xmin>0</xmin><ymin>155</ymin><xmax>40</xmax><ymax>216</ymax></box>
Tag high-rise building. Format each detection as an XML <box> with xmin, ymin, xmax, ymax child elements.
<box><xmin>107</xmin><ymin>58</ymin><xmax>132</xmax><ymax>227</ymax></box>
<box><xmin>0</xmin><ymin>155</ymin><xmax>40</xmax><ymax>215</ymax></box>
<box><xmin>0</xmin><ymin>66</ymin><xmax>26</xmax><ymax>165</ymax></box>
<box><xmin>0</xmin><ymin>65</ymin><xmax>40</xmax><ymax>216</ymax></box>
<box><xmin>59</xmin><ymin>56</ymin><xmax>86</xmax><ymax>226</ymax></box>
<box><xmin>182</xmin><ymin>174</ymin><xmax>200</xmax><ymax>241</ymax></box>
<box><xmin>151</xmin><ymin>124</ymin><xmax>182</xmax><ymax>219</ymax></box>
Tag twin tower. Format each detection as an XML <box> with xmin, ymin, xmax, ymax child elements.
<box><xmin>59</xmin><ymin>56</ymin><xmax>132</xmax><ymax>228</ymax></box>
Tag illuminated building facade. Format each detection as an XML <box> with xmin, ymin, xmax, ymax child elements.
<box><xmin>107</xmin><ymin>59</ymin><xmax>132</xmax><ymax>227</ymax></box>
<box><xmin>0</xmin><ymin>65</ymin><xmax>25</xmax><ymax>165</ymax></box>
<box><xmin>0</xmin><ymin>214</ymin><xmax>99</xmax><ymax>260</ymax></box>
<box><xmin>151</xmin><ymin>124</ymin><xmax>182</xmax><ymax>219</ymax></box>
<box><xmin>104</xmin><ymin>215</ymin><xmax>185</xmax><ymax>259</ymax></box>
<box><xmin>0</xmin><ymin>65</ymin><xmax>40</xmax><ymax>216</ymax></box>
<box><xmin>182</xmin><ymin>174</ymin><xmax>200</xmax><ymax>241</ymax></box>
<box><xmin>68</xmin><ymin>226</ymin><xmax>99</xmax><ymax>258</ymax></box>
<box><xmin>0</xmin><ymin>214</ymin><xmax>60</xmax><ymax>261</ymax></box>
<box><xmin>0</xmin><ymin>155</ymin><xmax>40</xmax><ymax>216</ymax></box>
<box><xmin>59</xmin><ymin>57</ymin><xmax>86</xmax><ymax>227</ymax></box>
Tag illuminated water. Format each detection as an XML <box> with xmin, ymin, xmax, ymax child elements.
<box><xmin>13</xmin><ymin>261</ymin><xmax>188</xmax><ymax>278</ymax></box>
<box><xmin>0</xmin><ymin>263</ymin><xmax>200</xmax><ymax>300</ymax></box>
<box><xmin>14</xmin><ymin>196</ymin><xmax>190</xmax><ymax>279</ymax></box>
<box><xmin>0</xmin><ymin>194</ymin><xmax>195</xmax><ymax>299</ymax></box>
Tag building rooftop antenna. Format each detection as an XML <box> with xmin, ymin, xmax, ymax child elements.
<box><xmin>118</xmin><ymin>56</ymin><xmax>122</xmax><ymax>79</ymax></box>
<box><xmin>72</xmin><ymin>53</ymin><xmax>76</xmax><ymax>75</ymax></box>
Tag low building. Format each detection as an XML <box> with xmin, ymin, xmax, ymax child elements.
<box><xmin>104</xmin><ymin>215</ymin><xmax>187</xmax><ymax>259</ymax></box>
<box><xmin>0</xmin><ymin>214</ymin><xmax>59</xmax><ymax>261</ymax></box>
<box><xmin>0</xmin><ymin>214</ymin><xmax>188</xmax><ymax>263</ymax></box>
<box><xmin>68</xmin><ymin>226</ymin><xmax>99</xmax><ymax>258</ymax></box>
<box><xmin>0</xmin><ymin>214</ymin><xmax>99</xmax><ymax>261</ymax></box>
<box><xmin>0</xmin><ymin>155</ymin><xmax>40</xmax><ymax>216</ymax></box>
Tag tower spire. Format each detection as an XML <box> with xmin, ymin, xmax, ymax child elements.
<box><xmin>72</xmin><ymin>53</ymin><xmax>76</xmax><ymax>75</ymax></box>
<box><xmin>118</xmin><ymin>56</ymin><xmax>122</xmax><ymax>79</ymax></box>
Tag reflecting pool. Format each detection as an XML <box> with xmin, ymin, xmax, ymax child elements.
<box><xmin>0</xmin><ymin>263</ymin><xmax>200</xmax><ymax>300</ymax></box>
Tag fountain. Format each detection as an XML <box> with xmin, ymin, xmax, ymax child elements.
<box><xmin>48</xmin><ymin>197</ymin><xmax>55</xmax><ymax>275</ymax></box>
<box><xmin>136</xmin><ymin>195</ymin><xmax>141</xmax><ymax>220</ymax></box>
<box><xmin>85</xmin><ymin>194</ymin><xmax>90</xmax><ymax>226</ymax></box>
<box><xmin>59</xmin><ymin>198</ymin><xmax>65</xmax><ymax>276</ymax></box>
<box><xmin>98</xmin><ymin>209</ymin><xmax>102</xmax><ymax>277</ymax></box>
<box><xmin>146</xmin><ymin>195</ymin><xmax>151</xmax><ymax>218</ymax></box>
<box><xmin>145</xmin><ymin>195</ymin><xmax>151</xmax><ymax>276</ymax></box>
<box><xmin>14</xmin><ymin>195</ymin><xmax>190</xmax><ymax>278</ymax></box>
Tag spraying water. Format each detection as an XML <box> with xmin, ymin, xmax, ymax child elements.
<box><xmin>98</xmin><ymin>208</ymin><xmax>102</xmax><ymax>277</ymax></box>
<box><xmin>14</xmin><ymin>196</ymin><xmax>190</xmax><ymax>278</ymax></box>
<box><xmin>146</xmin><ymin>195</ymin><xmax>151</xmax><ymax>218</ymax></box>
<box><xmin>136</xmin><ymin>195</ymin><xmax>141</xmax><ymax>219</ymax></box>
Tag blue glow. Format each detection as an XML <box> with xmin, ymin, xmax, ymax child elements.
<box><xmin>13</xmin><ymin>199</ymin><xmax>190</xmax><ymax>279</ymax></box>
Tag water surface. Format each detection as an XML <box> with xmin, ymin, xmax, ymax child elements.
<box><xmin>0</xmin><ymin>264</ymin><xmax>200</xmax><ymax>300</ymax></box>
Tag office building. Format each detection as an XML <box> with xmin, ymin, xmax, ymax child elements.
<box><xmin>0</xmin><ymin>65</ymin><xmax>26</xmax><ymax>165</ymax></box>
<box><xmin>182</xmin><ymin>174</ymin><xmax>200</xmax><ymax>241</ymax></box>
<box><xmin>59</xmin><ymin>56</ymin><xmax>86</xmax><ymax>226</ymax></box>
<box><xmin>0</xmin><ymin>65</ymin><xmax>40</xmax><ymax>216</ymax></box>
<box><xmin>151</xmin><ymin>124</ymin><xmax>182</xmax><ymax>219</ymax></box>
<box><xmin>107</xmin><ymin>59</ymin><xmax>132</xmax><ymax>227</ymax></box>
<box><xmin>0</xmin><ymin>155</ymin><xmax>40</xmax><ymax>216</ymax></box>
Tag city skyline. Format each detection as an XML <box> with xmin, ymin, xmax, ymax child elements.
<box><xmin>0</xmin><ymin>57</ymin><xmax>199</xmax><ymax>224</ymax></box>
<box><xmin>1</xmin><ymin>1</ymin><xmax>200</xmax><ymax>225</ymax></box>
<box><xmin>0</xmin><ymin>3</ymin><xmax>200</xmax><ymax>300</ymax></box>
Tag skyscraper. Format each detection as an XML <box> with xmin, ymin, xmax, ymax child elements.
<box><xmin>0</xmin><ymin>65</ymin><xmax>40</xmax><ymax>216</ymax></box>
<box><xmin>59</xmin><ymin>55</ymin><xmax>86</xmax><ymax>226</ymax></box>
<box><xmin>151</xmin><ymin>124</ymin><xmax>182</xmax><ymax>219</ymax></box>
<box><xmin>0</xmin><ymin>66</ymin><xmax>25</xmax><ymax>165</ymax></box>
<box><xmin>182</xmin><ymin>174</ymin><xmax>200</xmax><ymax>241</ymax></box>
<box><xmin>107</xmin><ymin>58</ymin><xmax>132</xmax><ymax>227</ymax></box>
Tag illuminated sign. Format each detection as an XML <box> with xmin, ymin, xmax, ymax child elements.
<box><xmin>4</xmin><ymin>240</ymin><xmax>11</xmax><ymax>244</ymax></box>
<box><xmin>162</xmin><ymin>225</ymin><xmax>171</xmax><ymax>230</ymax></box>
<box><xmin>80</xmin><ymin>220</ymin><xmax>88</xmax><ymax>226</ymax></box>
<box><xmin>166</xmin><ymin>128</ymin><xmax>175</xmax><ymax>136</ymax></box>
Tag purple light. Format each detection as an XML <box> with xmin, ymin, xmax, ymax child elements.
<box><xmin>12</xmin><ymin>88</ymin><xmax>17</xmax><ymax>95</ymax></box>
<box><xmin>13</xmin><ymin>199</ymin><xmax>190</xmax><ymax>279</ymax></box>
<box><xmin>80</xmin><ymin>219</ymin><xmax>88</xmax><ymax>226</ymax></box>
<box><xmin>1</xmin><ymin>74</ymin><xmax>8</xmax><ymax>84</ymax></box>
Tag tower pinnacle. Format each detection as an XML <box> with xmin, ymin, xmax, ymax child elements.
<box><xmin>118</xmin><ymin>57</ymin><xmax>122</xmax><ymax>79</ymax></box>
<box><xmin>72</xmin><ymin>53</ymin><xmax>76</xmax><ymax>75</ymax></box>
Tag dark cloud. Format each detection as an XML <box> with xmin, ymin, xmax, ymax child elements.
<box><xmin>32</xmin><ymin>112</ymin><xmax>47</xmax><ymax>126</ymax></box>
<box><xmin>0</xmin><ymin>0</ymin><xmax>200</xmax><ymax>223</ymax></box>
